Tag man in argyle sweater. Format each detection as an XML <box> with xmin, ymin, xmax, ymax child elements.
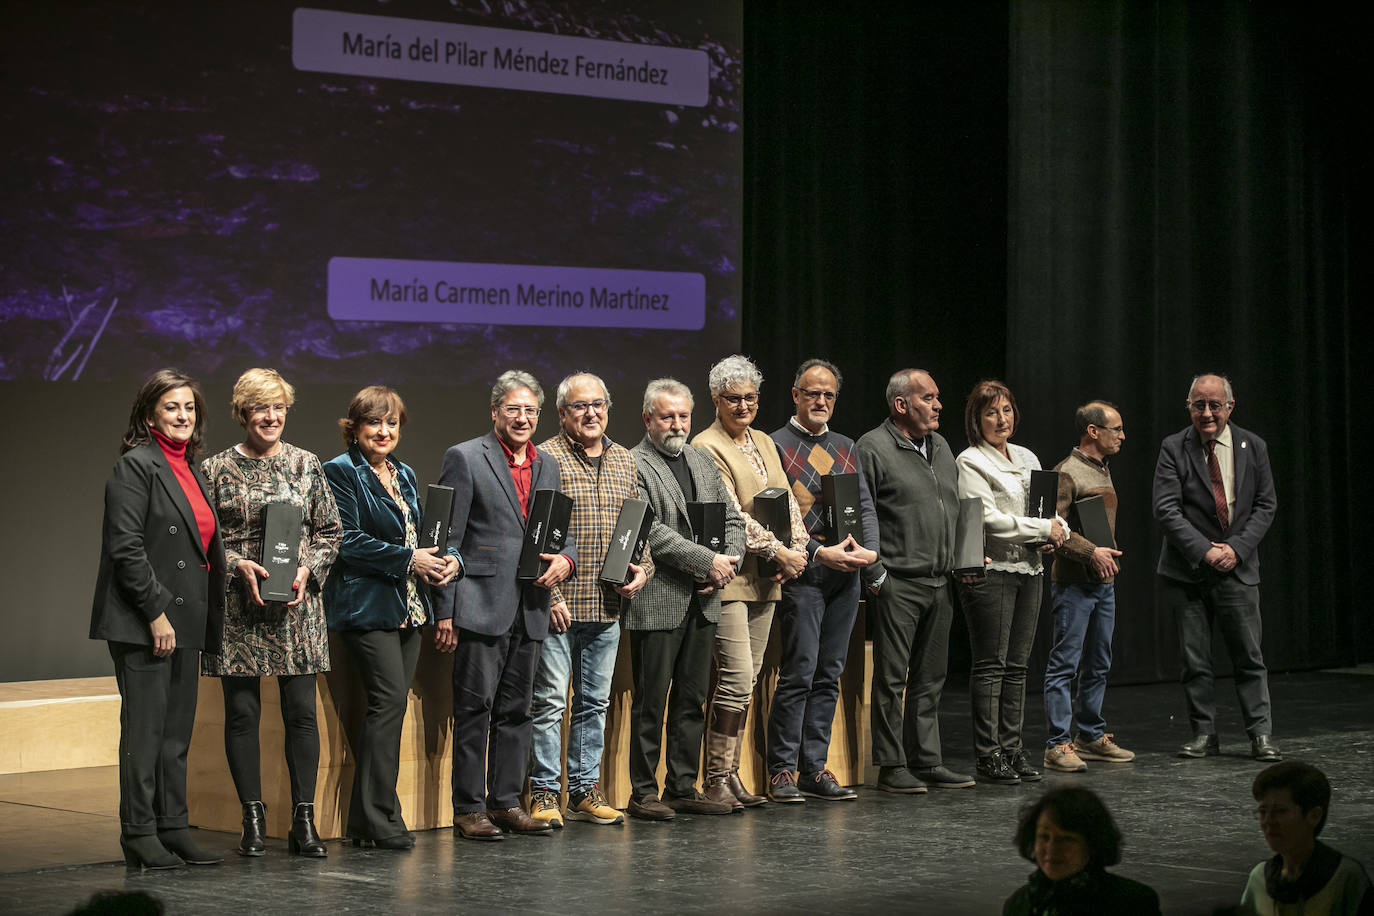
<box><xmin>764</xmin><ymin>359</ymin><xmax>881</xmax><ymax>802</ymax></box>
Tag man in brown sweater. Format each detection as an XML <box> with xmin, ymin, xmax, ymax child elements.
<box><xmin>1042</xmin><ymin>401</ymin><xmax>1131</xmax><ymax>772</ymax></box>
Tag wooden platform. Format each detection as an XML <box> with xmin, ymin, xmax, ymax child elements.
<box><xmin>0</xmin><ymin>677</ymin><xmax>120</xmax><ymax>775</ymax></box>
<box><xmin>186</xmin><ymin>603</ymin><xmax>873</xmax><ymax>838</ymax></box>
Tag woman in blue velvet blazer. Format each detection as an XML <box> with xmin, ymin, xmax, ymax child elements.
<box><xmin>322</xmin><ymin>386</ymin><xmax>461</xmax><ymax>848</ymax></box>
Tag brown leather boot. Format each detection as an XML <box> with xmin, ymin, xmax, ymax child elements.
<box><xmin>706</xmin><ymin>706</ymin><xmax>745</xmax><ymax>779</ymax></box>
<box><xmin>704</xmin><ymin>775</ymin><xmax>743</xmax><ymax>812</ymax></box>
<box><xmin>725</xmin><ymin>770</ymin><xmax>768</xmax><ymax>807</ymax></box>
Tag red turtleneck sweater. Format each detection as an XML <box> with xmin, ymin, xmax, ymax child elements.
<box><xmin>151</xmin><ymin>430</ymin><xmax>216</xmax><ymax>554</ymax></box>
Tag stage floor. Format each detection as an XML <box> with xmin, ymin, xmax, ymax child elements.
<box><xmin>1</xmin><ymin>670</ymin><xmax>1370</xmax><ymax>915</ymax></box>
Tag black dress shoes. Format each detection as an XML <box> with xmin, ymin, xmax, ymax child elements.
<box><xmin>1251</xmin><ymin>735</ymin><xmax>1283</xmax><ymax>762</ymax></box>
<box><xmin>1178</xmin><ymin>734</ymin><xmax>1220</xmax><ymax>758</ymax></box>
<box><xmin>875</xmin><ymin>766</ymin><xmax>928</xmax><ymax>794</ymax></box>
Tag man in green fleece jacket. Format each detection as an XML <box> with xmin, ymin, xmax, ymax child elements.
<box><xmin>856</xmin><ymin>369</ymin><xmax>974</xmax><ymax>794</ymax></box>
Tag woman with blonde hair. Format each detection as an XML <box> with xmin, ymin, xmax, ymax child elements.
<box><xmin>200</xmin><ymin>368</ymin><xmax>342</xmax><ymax>857</ymax></box>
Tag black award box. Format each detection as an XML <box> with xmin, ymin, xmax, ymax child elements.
<box><xmin>419</xmin><ymin>484</ymin><xmax>454</xmax><ymax>552</ymax></box>
<box><xmin>820</xmin><ymin>472</ymin><xmax>863</xmax><ymax>547</ymax></box>
<box><xmin>600</xmin><ymin>498</ymin><xmax>654</xmax><ymax>586</ymax></box>
<box><xmin>752</xmin><ymin>486</ymin><xmax>791</xmax><ymax>578</ymax></box>
<box><xmin>1025</xmin><ymin>469</ymin><xmax>1060</xmax><ymax>548</ymax></box>
<box><xmin>953</xmin><ymin>497</ymin><xmax>986</xmax><ymax>579</ymax></box>
<box><xmin>1074</xmin><ymin>494</ymin><xmax>1119</xmax><ymax>571</ymax></box>
<box><xmin>516</xmin><ymin>489</ymin><xmax>574</xmax><ymax>582</ymax></box>
<box><xmin>260</xmin><ymin>501</ymin><xmax>303</xmax><ymax>602</ymax></box>
<box><xmin>686</xmin><ymin>501</ymin><xmax>726</xmax><ymax>553</ymax></box>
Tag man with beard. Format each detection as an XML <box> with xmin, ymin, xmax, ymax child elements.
<box><xmin>625</xmin><ymin>378</ymin><xmax>745</xmax><ymax>819</ymax></box>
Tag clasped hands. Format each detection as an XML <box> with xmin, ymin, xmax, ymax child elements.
<box><xmin>1204</xmin><ymin>541</ymin><xmax>1237</xmax><ymax>572</ymax></box>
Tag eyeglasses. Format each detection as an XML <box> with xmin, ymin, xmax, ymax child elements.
<box><xmin>1091</xmin><ymin>424</ymin><xmax>1125</xmax><ymax>434</ymax></box>
<box><xmin>500</xmin><ymin>405</ymin><xmax>541</xmax><ymax>418</ymax></box>
<box><xmin>566</xmin><ymin>399</ymin><xmax>609</xmax><ymax>414</ymax></box>
<box><xmin>720</xmin><ymin>393</ymin><xmax>759</xmax><ymax>407</ymax></box>
<box><xmin>798</xmin><ymin>389</ymin><xmax>837</xmax><ymax>402</ymax></box>
<box><xmin>1189</xmin><ymin>400</ymin><xmax>1230</xmax><ymax>414</ymax></box>
<box><xmin>250</xmin><ymin>403</ymin><xmax>288</xmax><ymax>416</ymax></box>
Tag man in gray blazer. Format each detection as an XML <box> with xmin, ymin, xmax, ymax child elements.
<box><xmin>627</xmin><ymin>378</ymin><xmax>745</xmax><ymax>820</ymax></box>
<box><xmin>1153</xmin><ymin>373</ymin><xmax>1279</xmax><ymax>762</ymax></box>
<box><xmin>435</xmin><ymin>371</ymin><xmax>577</xmax><ymax>840</ymax></box>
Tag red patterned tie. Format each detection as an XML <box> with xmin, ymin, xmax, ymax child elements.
<box><xmin>1205</xmin><ymin>440</ymin><xmax>1230</xmax><ymax>530</ymax></box>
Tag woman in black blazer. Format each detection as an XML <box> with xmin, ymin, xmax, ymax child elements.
<box><xmin>323</xmin><ymin>386</ymin><xmax>461</xmax><ymax>849</ymax></box>
<box><xmin>90</xmin><ymin>368</ymin><xmax>227</xmax><ymax>870</ymax></box>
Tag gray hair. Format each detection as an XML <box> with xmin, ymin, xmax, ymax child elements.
<box><xmin>1187</xmin><ymin>374</ymin><xmax>1234</xmax><ymax>405</ymax></box>
<box><xmin>642</xmin><ymin>378</ymin><xmax>694</xmax><ymax>415</ymax></box>
<box><xmin>884</xmin><ymin>368</ymin><xmax>931</xmax><ymax>412</ymax></box>
<box><xmin>793</xmin><ymin>358</ymin><xmax>843</xmax><ymax>391</ymax></box>
<box><xmin>707</xmin><ymin>354</ymin><xmax>763</xmax><ymax>398</ymax></box>
<box><xmin>490</xmin><ymin>370</ymin><xmax>544</xmax><ymax>409</ymax></box>
<box><xmin>555</xmin><ymin>372</ymin><xmax>610</xmax><ymax>410</ymax></box>
<box><xmin>1074</xmin><ymin>400</ymin><xmax>1118</xmax><ymax>437</ymax></box>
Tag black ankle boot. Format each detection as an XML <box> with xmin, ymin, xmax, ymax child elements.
<box><xmin>976</xmin><ymin>750</ymin><xmax>1020</xmax><ymax>785</ymax></box>
<box><xmin>289</xmin><ymin>802</ymin><xmax>327</xmax><ymax>857</ymax></box>
<box><xmin>158</xmin><ymin>827</ymin><xmax>222</xmax><ymax>864</ymax></box>
<box><xmin>1004</xmin><ymin>746</ymin><xmax>1042</xmax><ymax>781</ymax></box>
<box><xmin>120</xmin><ymin>834</ymin><xmax>183</xmax><ymax>871</ymax></box>
<box><xmin>239</xmin><ymin>801</ymin><xmax>267</xmax><ymax>857</ymax></box>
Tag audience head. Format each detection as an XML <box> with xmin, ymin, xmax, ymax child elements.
<box><xmin>1015</xmin><ymin>787</ymin><xmax>1123</xmax><ymax>881</ymax></box>
<box><xmin>1252</xmin><ymin>761</ymin><xmax>1330</xmax><ymax>857</ymax></box>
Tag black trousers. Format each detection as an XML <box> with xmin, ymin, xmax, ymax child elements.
<box><xmin>221</xmin><ymin>674</ymin><xmax>320</xmax><ymax>807</ymax></box>
<box><xmin>627</xmin><ymin>605</ymin><xmax>717</xmax><ymax>799</ymax></box>
<box><xmin>869</xmin><ymin>574</ymin><xmax>953</xmax><ymax>768</ymax></box>
<box><xmin>340</xmin><ymin>627</ymin><xmax>422</xmax><ymax>840</ymax></box>
<box><xmin>108</xmin><ymin>642</ymin><xmax>198</xmax><ymax>837</ymax></box>
<box><xmin>960</xmin><ymin>570</ymin><xmax>1043</xmax><ymax>757</ymax></box>
<box><xmin>1163</xmin><ymin>574</ymin><xmax>1272</xmax><ymax>738</ymax></box>
<box><xmin>767</xmin><ymin>563</ymin><xmax>860</xmax><ymax>776</ymax></box>
<box><xmin>451</xmin><ymin>615</ymin><xmax>542</xmax><ymax>815</ymax></box>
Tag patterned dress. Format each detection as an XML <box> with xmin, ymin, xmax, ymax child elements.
<box><xmin>200</xmin><ymin>441</ymin><xmax>342</xmax><ymax>676</ymax></box>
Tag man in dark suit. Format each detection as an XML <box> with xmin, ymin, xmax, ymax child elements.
<box><xmin>435</xmin><ymin>370</ymin><xmax>576</xmax><ymax>840</ymax></box>
<box><xmin>626</xmin><ymin>378</ymin><xmax>745</xmax><ymax>820</ymax></box>
<box><xmin>1153</xmin><ymin>373</ymin><xmax>1280</xmax><ymax>762</ymax></box>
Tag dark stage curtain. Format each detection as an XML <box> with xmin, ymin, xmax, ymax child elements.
<box><xmin>746</xmin><ymin>1</ymin><xmax>1371</xmax><ymax>683</ymax></box>
<box><xmin>1006</xmin><ymin>0</ymin><xmax>1370</xmax><ymax>680</ymax></box>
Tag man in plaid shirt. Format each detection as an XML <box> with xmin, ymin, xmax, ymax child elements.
<box><xmin>528</xmin><ymin>372</ymin><xmax>652</xmax><ymax>827</ymax></box>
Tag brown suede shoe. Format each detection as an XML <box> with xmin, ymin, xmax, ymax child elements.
<box><xmin>453</xmin><ymin>812</ymin><xmax>504</xmax><ymax>841</ymax></box>
<box><xmin>487</xmin><ymin>807</ymin><xmax>553</xmax><ymax>835</ymax></box>
<box><xmin>704</xmin><ymin>776</ymin><xmax>744</xmax><ymax>813</ymax></box>
<box><xmin>725</xmin><ymin>771</ymin><xmax>767</xmax><ymax>808</ymax></box>
<box><xmin>662</xmin><ymin>789</ymin><xmax>733</xmax><ymax>816</ymax></box>
<box><xmin>626</xmin><ymin>794</ymin><xmax>676</xmax><ymax>821</ymax></box>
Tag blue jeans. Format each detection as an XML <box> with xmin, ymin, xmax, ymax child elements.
<box><xmin>529</xmin><ymin>620</ymin><xmax>621</xmax><ymax>795</ymax></box>
<box><xmin>1043</xmin><ymin>582</ymin><xmax>1116</xmax><ymax>747</ymax></box>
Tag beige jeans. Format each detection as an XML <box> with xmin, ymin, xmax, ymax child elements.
<box><xmin>711</xmin><ymin>599</ymin><xmax>776</xmax><ymax>713</ymax></box>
